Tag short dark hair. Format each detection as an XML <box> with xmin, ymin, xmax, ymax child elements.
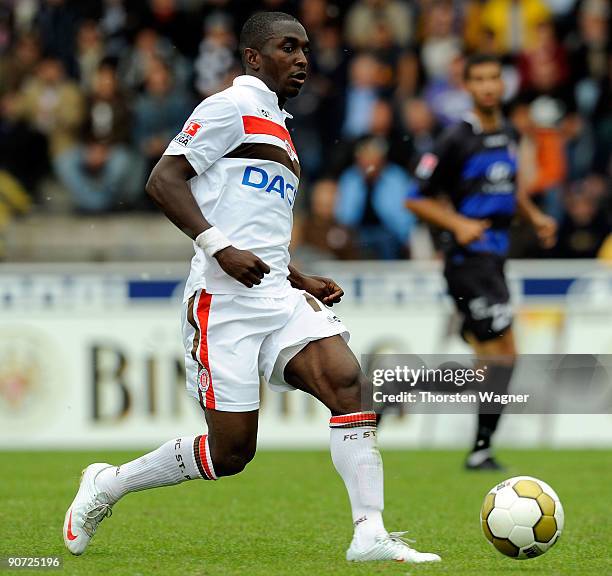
<box><xmin>463</xmin><ymin>53</ymin><xmax>501</xmax><ymax>80</ymax></box>
<box><xmin>239</xmin><ymin>11</ymin><xmax>298</xmax><ymax>56</ymax></box>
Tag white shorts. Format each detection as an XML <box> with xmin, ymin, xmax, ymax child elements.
<box><xmin>181</xmin><ymin>287</ymin><xmax>350</xmax><ymax>412</ymax></box>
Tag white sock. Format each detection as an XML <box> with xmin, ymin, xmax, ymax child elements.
<box><xmin>330</xmin><ymin>411</ymin><xmax>387</xmax><ymax>549</ymax></box>
<box><xmin>96</xmin><ymin>434</ymin><xmax>216</xmax><ymax>504</ymax></box>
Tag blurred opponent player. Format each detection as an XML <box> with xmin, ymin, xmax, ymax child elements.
<box><xmin>406</xmin><ymin>54</ymin><xmax>557</xmax><ymax>470</ymax></box>
<box><xmin>62</xmin><ymin>12</ymin><xmax>440</xmax><ymax>564</ymax></box>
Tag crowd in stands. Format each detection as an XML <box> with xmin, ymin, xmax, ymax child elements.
<box><xmin>0</xmin><ymin>0</ymin><xmax>610</xmax><ymax>260</ymax></box>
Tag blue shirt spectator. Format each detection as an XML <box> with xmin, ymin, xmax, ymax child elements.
<box><xmin>336</xmin><ymin>137</ymin><xmax>417</xmax><ymax>259</ymax></box>
<box><xmin>133</xmin><ymin>57</ymin><xmax>193</xmax><ymax>176</ymax></box>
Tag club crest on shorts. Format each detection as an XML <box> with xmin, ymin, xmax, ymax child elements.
<box><xmin>198</xmin><ymin>366</ymin><xmax>211</xmax><ymax>393</ymax></box>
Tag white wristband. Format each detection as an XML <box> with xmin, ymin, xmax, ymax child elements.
<box><xmin>195</xmin><ymin>227</ymin><xmax>232</xmax><ymax>258</ymax></box>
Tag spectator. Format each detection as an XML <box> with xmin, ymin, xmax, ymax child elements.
<box><xmin>194</xmin><ymin>12</ymin><xmax>237</xmax><ymax>98</ymax></box>
<box><xmin>569</xmin><ymin>0</ymin><xmax>610</xmax><ymax>83</ymax></box>
<box><xmin>516</xmin><ymin>31</ymin><xmax>582</xmax><ymax>178</ymax></box>
<box><xmin>423</xmin><ymin>52</ymin><xmax>472</xmax><ymax>127</ymax></box>
<box><xmin>16</xmin><ymin>56</ymin><xmax>84</xmax><ymax>162</ymax></box>
<box><xmin>568</xmin><ymin>0</ymin><xmax>610</xmax><ymax>115</ymax></box>
<box><xmin>309</xmin><ymin>21</ymin><xmax>349</xmax><ymax>147</ymax></box>
<box><xmin>119</xmin><ymin>27</ymin><xmax>189</xmax><ymax>93</ymax></box>
<box><xmin>0</xmin><ymin>0</ymin><xmax>606</xmax><ymax>254</ymax></box>
<box><xmin>98</xmin><ymin>0</ymin><xmax>132</xmax><ymax>58</ymax></box>
<box><xmin>369</xmin><ymin>19</ymin><xmax>402</xmax><ymax>74</ymax></box>
<box><xmin>396</xmin><ymin>97</ymin><xmax>439</xmax><ymax>167</ymax></box>
<box><xmin>463</xmin><ymin>0</ymin><xmax>486</xmax><ymax>52</ymax></box>
<box><xmin>53</xmin><ymin>63</ymin><xmax>136</xmax><ymax>213</ymax></box>
<box><xmin>553</xmin><ymin>175</ymin><xmax>611</xmax><ymax>258</ymax></box>
<box><xmin>36</xmin><ymin>0</ymin><xmax>79</xmax><ymax>77</ymax></box>
<box><xmin>0</xmin><ymin>32</ymin><xmax>42</xmax><ymax>95</ymax></box>
<box><xmin>0</xmin><ymin>91</ymin><xmax>49</xmax><ymax>194</ymax></box>
<box><xmin>76</xmin><ymin>20</ymin><xmax>106</xmax><ymax>93</ymax></box>
<box><xmin>480</xmin><ymin>0</ymin><xmax>551</xmax><ymax>55</ymax></box>
<box><xmin>295</xmin><ymin>179</ymin><xmax>357</xmax><ymax>262</ymax></box>
<box><xmin>344</xmin><ymin>0</ymin><xmax>414</xmax><ymax>50</ymax></box>
<box><xmin>393</xmin><ymin>50</ymin><xmax>420</xmax><ymax>101</ymax></box>
<box><xmin>143</xmin><ymin>0</ymin><xmax>201</xmax><ymax>57</ymax></box>
<box><xmin>300</xmin><ymin>0</ymin><xmax>330</xmax><ymax>37</ymax></box>
<box><xmin>518</xmin><ymin>20</ymin><xmax>569</xmax><ymax>93</ymax></box>
<box><xmin>516</xmin><ymin>98</ymin><xmax>567</xmax><ymax>219</ymax></box>
<box><xmin>0</xmin><ymin>4</ymin><xmax>13</xmax><ymax>54</ymax></box>
<box><xmin>133</xmin><ymin>57</ymin><xmax>193</xmax><ymax>177</ymax></box>
<box><xmin>341</xmin><ymin>53</ymin><xmax>383</xmax><ymax>138</ymax></box>
<box><xmin>420</xmin><ymin>0</ymin><xmax>463</xmax><ymax>82</ymax></box>
<box><xmin>335</xmin><ymin>136</ymin><xmax>416</xmax><ymax>259</ymax></box>
<box><xmin>331</xmin><ymin>98</ymin><xmax>395</xmax><ymax>177</ymax></box>
<box><xmin>590</xmin><ymin>61</ymin><xmax>612</xmax><ymax>174</ymax></box>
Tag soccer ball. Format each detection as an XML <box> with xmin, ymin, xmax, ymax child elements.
<box><xmin>481</xmin><ymin>476</ymin><xmax>564</xmax><ymax>559</ymax></box>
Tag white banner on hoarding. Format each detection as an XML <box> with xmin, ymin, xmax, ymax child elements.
<box><xmin>2</xmin><ymin>298</ymin><xmax>612</xmax><ymax>449</ymax></box>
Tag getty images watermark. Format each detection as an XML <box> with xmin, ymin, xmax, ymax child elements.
<box><xmin>371</xmin><ymin>363</ymin><xmax>530</xmax><ymax>405</ymax></box>
<box><xmin>360</xmin><ymin>354</ymin><xmax>612</xmax><ymax>414</ymax></box>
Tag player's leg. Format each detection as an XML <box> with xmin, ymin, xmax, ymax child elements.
<box><xmin>283</xmin><ymin>336</ymin><xmax>381</xmax><ymax>540</ymax></box>
<box><xmin>444</xmin><ymin>256</ymin><xmax>515</xmax><ymax>470</ymax></box>
<box><xmin>63</xmin><ymin>290</ymin><xmax>265</xmax><ymax>555</ymax></box>
<box><xmin>466</xmin><ymin>327</ymin><xmax>516</xmax><ymax>470</ymax></box>
<box><xmin>464</xmin><ymin>263</ymin><xmax>516</xmax><ymax>470</ymax></box>
<box><xmin>283</xmin><ymin>334</ymin><xmax>440</xmax><ymax>563</ymax></box>
<box><xmin>96</xmin><ymin>409</ymin><xmax>259</xmax><ymax>500</ymax></box>
<box><xmin>63</xmin><ymin>409</ymin><xmax>258</xmax><ymax>555</ymax></box>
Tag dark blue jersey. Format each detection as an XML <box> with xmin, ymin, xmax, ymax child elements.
<box><xmin>413</xmin><ymin>115</ymin><xmax>518</xmax><ymax>259</ymax></box>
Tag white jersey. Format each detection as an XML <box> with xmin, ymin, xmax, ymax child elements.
<box><xmin>164</xmin><ymin>75</ymin><xmax>300</xmax><ymax>301</ymax></box>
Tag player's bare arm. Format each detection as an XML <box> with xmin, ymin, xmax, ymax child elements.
<box><xmin>516</xmin><ymin>185</ymin><xmax>558</xmax><ymax>249</ymax></box>
<box><xmin>146</xmin><ymin>155</ymin><xmax>270</xmax><ymax>288</ymax></box>
<box><xmin>287</xmin><ymin>264</ymin><xmax>343</xmax><ymax>305</ymax></box>
<box><xmin>405</xmin><ymin>196</ymin><xmax>491</xmax><ymax>246</ymax></box>
<box><xmin>146</xmin><ymin>154</ymin><xmax>205</xmax><ymax>238</ymax></box>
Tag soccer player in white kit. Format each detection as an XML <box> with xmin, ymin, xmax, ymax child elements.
<box><xmin>62</xmin><ymin>12</ymin><xmax>440</xmax><ymax>564</ymax></box>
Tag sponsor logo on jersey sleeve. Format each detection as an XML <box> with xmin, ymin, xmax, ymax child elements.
<box><xmin>285</xmin><ymin>140</ymin><xmax>298</xmax><ymax>162</ymax></box>
<box><xmin>173</xmin><ymin>120</ymin><xmax>204</xmax><ymax>146</ymax></box>
<box><xmin>415</xmin><ymin>153</ymin><xmax>439</xmax><ymax>179</ymax></box>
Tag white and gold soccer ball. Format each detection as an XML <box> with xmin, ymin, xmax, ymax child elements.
<box><xmin>481</xmin><ymin>476</ymin><xmax>564</xmax><ymax>559</ymax></box>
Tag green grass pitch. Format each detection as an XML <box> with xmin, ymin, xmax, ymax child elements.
<box><xmin>1</xmin><ymin>450</ymin><xmax>610</xmax><ymax>575</ymax></box>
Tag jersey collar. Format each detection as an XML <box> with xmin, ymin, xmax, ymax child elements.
<box><xmin>463</xmin><ymin>112</ymin><xmax>483</xmax><ymax>134</ymax></box>
<box><xmin>463</xmin><ymin>111</ymin><xmax>503</xmax><ymax>134</ymax></box>
<box><xmin>233</xmin><ymin>75</ymin><xmax>293</xmax><ymax>119</ymax></box>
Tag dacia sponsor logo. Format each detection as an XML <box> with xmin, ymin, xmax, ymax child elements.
<box><xmin>241</xmin><ymin>166</ymin><xmax>297</xmax><ymax>206</ymax></box>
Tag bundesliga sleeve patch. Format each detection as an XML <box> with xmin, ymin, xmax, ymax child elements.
<box><xmin>173</xmin><ymin>120</ymin><xmax>204</xmax><ymax>146</ymax></box>
<box><xmin>415</xmin><ymin>153</ymin><xmax>439</xmax><ymax>179</ymax></box>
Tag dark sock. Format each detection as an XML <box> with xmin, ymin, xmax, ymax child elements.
<box><xmin>472</xmin><ymin>363</ymin><xmax>514</xmax><ymax>453</ymax></box>
<box><xmin>473</xmin><ymin>413</ymin><xmax>502</xmax><ymax>452</ymax></box>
